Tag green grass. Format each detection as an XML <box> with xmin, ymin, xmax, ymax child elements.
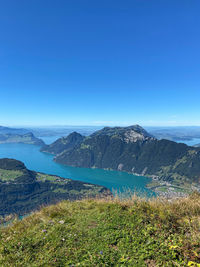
<box><xmin>146</xmin><ymin>180</ymin><xmax>193</xmax><ymax>195</ymax></box>
<box><xmin>36</xmin><ymin>173</ymin><xmax>70</xmax><ymax>184</ymax></box>
<box><xmin>157</xmin><ymin>187</ymin><xmax>168</xmax><ymax>192</ymax></box>
<box><xmin>0</xmin><ymin>169</ymin><xmax>23</xmax><ymax>181</ymax></box>
<box><xmin>80</xmin><ymin>144</ymin><xmax>91</xmax><ymax>149</ymax></box>
<box><xmin>0</xmin><ymin>194</ymin><xmax>200</xmax><ymax>266</ymax></box>
<box><xmin>53</xmin><ymin>188</ymin><xmax>68</xmax><ymax>193</ymax></box>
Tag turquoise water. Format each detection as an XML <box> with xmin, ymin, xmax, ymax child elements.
<box><xmin>0</xmin><ymin>143</ymin><xmax>155</xmax><ymax>196</ymax></box>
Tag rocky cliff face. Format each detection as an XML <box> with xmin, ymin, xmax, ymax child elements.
<box><xmin>48</xmin><ymin>125</ymin><xmax>200</xmax><ymax>184</ymax></box>
<box><xmin>91</xmin><ymin>125</ymin><xmax>154</xmax><ymax>142</ymax></box>
<box><xmin>0</xmin><ymin>158</ymin><xmax>111</xmax><ymax>216</ymax></box>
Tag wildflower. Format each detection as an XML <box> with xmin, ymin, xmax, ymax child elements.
<box><xmin>42</xmin><ymin>229</ymin><xmax>47</xmax><ymax>233</ymax></box>
<box><xmin>59</xmin><ymin>220</ymin><xmax>65</xmax><ymax>224</ymax></box>
<box><xmin>169</xmin><ymin>245</ymin><xmax>178</xmax><ymax>249</ymax></box>
<box><xmin>188</xmin><ymin>261</ymin><xmax>200</xmax><ymax>267</ymax></box>
<box><xmin>100</xmin><ymin>251</ymin><xmax>103</xmax><ymax>255</ymax></box>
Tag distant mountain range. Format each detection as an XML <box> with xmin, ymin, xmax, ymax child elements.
<box><xmin>0</xmin><ymin>125</ymin><xmax>102</xmax><ymax>137</ymax></box>
<box><xmin>0</xmin><ymin>126</ymin><xmax>29</xmax><ymax>135</ymax></box>
<box><xmin>0</xmin><ymin>158</ymin><xmax>110</xmax><ymax>216</ymax></box>
<box><xmin>41</xmin><ymin>125</ymin><xmax>200</xmax><ymax>185</ymax></box>
<box><xmin>2</xmin><ymin>125</ymin><xmax>200</xmax><ymax>143</ymax></box>
<box><xmin>0</xmin><ymin>132</ymin><xmax>45</xmax><ymax>146</ymax></box>
<box><xmin>147</xmin><ymin>126</ymin><xmax>200</xmax><ymax>142</ymax></box>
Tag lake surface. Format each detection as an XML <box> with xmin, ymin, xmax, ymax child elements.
<box><xmin>177</xmin><ymin>138</ymin><xmax>200</xmax><ymax>146</ymax></box>
<box><xmin>0</xmin><ymin>143</ymin><xmax>154</xmax><ymax>196</ymax></box>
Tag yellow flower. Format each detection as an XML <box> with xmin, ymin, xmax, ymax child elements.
<box><xmin>193</xmin><ymin>251</ymin><xmax>199</xmax><ymax>257</ymax></box>
<box><xmin>188</xmin><ymin>261</ymin><xmax>200</xmax><ymax>267</ymax></box>
<box><xmin>169</xmin><ymin>245</ymin><xmax>178</xmax><ymax>249</ymax></box>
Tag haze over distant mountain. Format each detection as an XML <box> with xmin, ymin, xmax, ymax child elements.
<box><xmin>146</xmin><ymin>126</ymin><xmax>200</xmax><ymax>142</ymax></box>
<box><xmin>0</xmin><ymin>126</ymin><xmax>29</xmax><ymax>135</ymax></box>
<box><xmin>0</xmin><ymin>132</ymin><xmax>45</xmax><ymax>146</ymax></box>
<box><xmin>42</xmin><ymin>125</ymin><xmax>200</xmax><ymax>185</ymax></box>
<box><xmin>0</xmin><ymin>158</ymin><xmax>110</xmax><ymax>216</ymax></box>
<box><xmin>0</xmin><ymin>125</ymin><xmax>101</xmax><ymax>139</ymax></box>
<box><xmin>29</xmin><ymin>126</ymin><xmax>102</xmax><ymax>137</ymax></box>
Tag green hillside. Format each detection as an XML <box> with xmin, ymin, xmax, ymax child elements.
<box><xmin>0</xmin><ymin>194</ymin><xmax>200</xmax><ymax>266</ymax></box>
<box><xmin>43</xmin><ymin>126</ymin><xmax>200</xmax><ymax>186</ymax></box>
<box><xmin>41</xmin><ymin>132</ymin><xmax>84</xmax><ymax>154</ymax></box>
<box><xmin>0</xmin><ymin>158</ymin><xmax>110</xmax><ymax>216</ymax></box>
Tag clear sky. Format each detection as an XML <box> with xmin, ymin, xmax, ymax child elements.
<box><xmin>0</xmin><ymin>0</ymin><xmax>200</xmax><ymax>127</ymax></box>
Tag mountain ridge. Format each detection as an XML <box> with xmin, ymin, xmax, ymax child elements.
<box><xmin>40</xmin><ymin>131</ymin><xmax>84</xmax><ymax>154</ymax></box>
<box><xmin>0</xmin><ymin>126</ymin><xmax>29</xmax><ymax>135</ymax></box>
<box><xmin>41</xmin><ymin>126</ymin><xmax>200</xmax><ymax>188</ymax></box>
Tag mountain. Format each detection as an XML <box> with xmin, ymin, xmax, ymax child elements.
<box><xmin>91</xmin><ymin>125</ymin><xmax>154</xmax><ymax>140</ymax></box>
<box><xmin>0</xmin><ymin>132</ymin><xmax>45</xmax><ymax>146</ymax></box>
<box><xmin>40</xmin><ymin>132</ymin><xmax>84</xmax><ymax>154</ymax></box>
<box><xmin>47</xmin><ymin>125</ymin><xmax>200</xmax><ymax>185</ymax></box>
<box><xmin>0</xmin><ymin>126</ymin><xmax>29</xmax><ymax>135</ymax></box>
<box><xmin>27</xmin><ymin>126</ymin><xmax>102</xmax><ymax>137</ymax></box>
<box><xmin>0</xmin><ymin>158</ymin><xmax>110</xmax><ymax>216</ymax></box>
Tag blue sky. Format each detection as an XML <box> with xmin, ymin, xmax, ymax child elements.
<box><xmin>0</xmin><ymin>0</ymin><xmax>200</xmax><ymax>127</ymax></box>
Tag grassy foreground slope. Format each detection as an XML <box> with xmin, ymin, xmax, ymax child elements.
<box><xmin>0</xmin><ymin>195</ymin><xmax>200</xmax><ymax>266</ymax></box>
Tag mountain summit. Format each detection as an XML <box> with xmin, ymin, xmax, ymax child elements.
<box><xmin>91</xmin><ymin>125</ymin><xmax>154</xmax><ymax>143</ymax></box>
<box><xmin>42</xmin><ymin>125</ymin><xmax>200</xmax><ymax>186</ymax></box>
<box><xmin>41</xmin><ymin>132</ymin><xmax>84</xmax><ymax>154</ymax></box>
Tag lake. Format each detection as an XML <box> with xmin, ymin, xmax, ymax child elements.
<box><xmin>177</xmin><ymin>138</ymin><xmax>200</xmax><ymax>146</ymax></box>
<box><xmin>0</xmin><ymin>143</ymin><xmax>154</xmax><ymax>197</ymax></box>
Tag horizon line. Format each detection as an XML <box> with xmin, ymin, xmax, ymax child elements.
<box><xmin>1</xmin><ymin>124</ymin><xmax>200</xmax><ymax>128</ymax></box>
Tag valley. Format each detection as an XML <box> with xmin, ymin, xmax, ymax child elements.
<box><xmin>1</xmin><ymin>125</ymin><xmax>200</xmax><ymax>200</ymax></box>
<box><xmin>0</xmin><ymin>158</ymin><xmax>110</xmax><ymax>216</ymax></box>
<box><xmin>40</xmin><ymin>125</ymin><xmax>200</xmax><ymax>198</ymax></box>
